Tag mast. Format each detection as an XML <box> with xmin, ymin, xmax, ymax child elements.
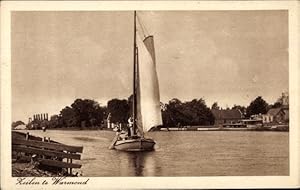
<box><xmin>132</xmin><ymin>11</ymin><xmax>137</xmax><ymax>135</ymax></box>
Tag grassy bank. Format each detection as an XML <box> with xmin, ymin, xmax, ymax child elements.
<box><xmin>12</xmin><ymin>162</ymin><xmax>63</xmax><ymax>177</ymax></box>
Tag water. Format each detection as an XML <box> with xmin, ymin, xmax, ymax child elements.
<box><xmin>23</xmin><ymin>130</ymin><xmax>289</xmax><ymax>176</ymax></box>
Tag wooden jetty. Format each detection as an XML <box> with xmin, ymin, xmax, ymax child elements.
<box><xmin>12</xmin><ymin>131</ymin><xmax>83</xmax><ymax>176</ymax></box>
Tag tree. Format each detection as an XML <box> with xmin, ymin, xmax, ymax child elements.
<box><xmin>12</xmin><ymin>120</ymin><xmax>25</xmax><ymax>129</ymax></box>
<box><xmin>166</xmin><ymin>98</ymin><xmax>187</xmax><ymax>126</ymax></box>
<box><xmin>232</xmin><ymin>104</ymin><xmax>246</xmax><ymax>116</ymax></box>
<box><xmin>161</xmin><ymin>100</ymin><xmax>180</xmax><ymax>128</ymax></box>
<box><xmin>276</xmin><ymin>93</ymin><xmax>289</xmax><ymax>106</ymax></box>
<box><xmin>161</xmin><ymin>102</ymin><xmax>173</xmax><ymax>128</ymax></box>
<box><xmin>48</xmin><ymin>115</ymin><xmax>61</xmax><ymax>128</ymax></box>
<box><xmin>107</xmin><ymin>98</ymin><xmax>130</xmax><ymax>124</ymax></box>
<box><xmin>59</xmin><ymin>98</ymin><xmax>105</xmax><ymax>129</ymax></box>
<box><xmin>270</xmin><ymin>93</ymin><xmax>289</xmax><ymax>108</ymax></box>
<box><xmin>211</xmin><ymin>102</ymin><xmax>220</xmax><ymax>110</ymax></box>
<box><xmin>73</xmin><ymin>99</ymin><xmax>105</xmax><ymax>128</ymax></box>
<box><xmin>271</xmin><ymin>102</ymin><xmax>282</xmax><ymax>109</ymax></box>
<box><xmin>169</xmin><ymin>98</ymin><xmax>182</xmax><ymax>108</ymax></box>
<box><xmin>246</xmin><ymin>96</ymin><xmax>268</xmax><ymax>117</ymax></box>
<box><xmin>184</xmin><ymin>99</ymin><xmax>214</xmax><ymax>125</ymax></box>
<box><xmin>127</xmin><ymin>94</ymin><xmax>134</xmax><ymax>117</ymax></box>
<box><xmin>60</xmin><ymin>106</ymin><xmax>78</xmax><ymax>128</ymax></box>
<box><xmin>161</xmin><ymin>98</ymin><xmax>214</xmax><ymax>127</ymax></box>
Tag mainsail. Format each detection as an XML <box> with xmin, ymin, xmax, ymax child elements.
<box><xmin>109</xmin><ymin>11</ymin><xmax>158</xmax><ymax>152</ymax></box>
<box><xmin>135</xmin><ymin>16</ymin><xmax>163</xmax><ymax>134</ymax></box>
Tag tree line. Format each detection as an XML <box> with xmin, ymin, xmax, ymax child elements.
<box><xmin>12</xmin><ymin>94</ymin><xmax>287</xmax><ymax>130</ymax></box>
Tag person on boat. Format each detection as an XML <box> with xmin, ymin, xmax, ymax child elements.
<box><xmin>127</xmin><ymin>117</ymin><xmax>134</xmax><ymax>137</ymax></box>
<box><xmin>115</xmin><ymin>124</ymin><xmax>127</xmax><ymax>140</ymax></box>
<box><xmin>115</xmin><ymin>126</ymin><xmax>121</xmax><ymax>139</ymax></box>
<box><xmin>109</xmin><ymin>126</ymin><xmax>122</xmax><ymax>149</ymax></box>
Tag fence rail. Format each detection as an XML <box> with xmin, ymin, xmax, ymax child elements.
<box><xmin>12</xmin><ymin>131</ymin><xmax>83</xmax><ymax>175</ymax></box>
<box><xmin>40</xmin><ymin>159</ymin><xmax>82</xmax><ymax>169</ymax></box>
<box><xmin>12</xmin><ymin>145</ymin><xmax>81</xmax><ymax>160</ymax></box>
<box><xmin>13</xmin><ymin>138</ymin><xmax>83</xmax><ymax>153</ymax></box>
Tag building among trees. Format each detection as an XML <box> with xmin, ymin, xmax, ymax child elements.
<box><xmin>267</xmin><ymin>107</ymin><xmax>289</xmax><ymax>124</ymax></box>
<box><xmin>251</xmin><ymin>92</ymin><xmax>289</xmax><ymax>125</ymax></box>
<box><xmin>211</xmin><ymin>109</ymin><xmax>244</xmax><ymax>126</ymax></box>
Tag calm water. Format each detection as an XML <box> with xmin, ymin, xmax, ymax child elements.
<box><xmin>23</xmin><ymin>130</ymin><xmax>289</xmax><ymax>176</ymax></box>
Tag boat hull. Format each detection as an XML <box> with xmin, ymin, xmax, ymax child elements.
<box><xmin>114</xmin><ymin>138</ymin><xmax>155</xmax><ymax>151</ymax></box>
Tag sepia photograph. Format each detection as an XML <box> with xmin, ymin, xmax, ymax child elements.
<box><xmin>10</xmin><ymin>9</ymin><xmax>289</xmax><ymax>177</ymax></box>
<box><xmin>1</xmin><ymin>1</ymin><xmax>299</xmax><ymax>189</ymax></box>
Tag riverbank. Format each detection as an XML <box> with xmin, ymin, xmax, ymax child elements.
<box><xmin>161</xmin><ymin>127</ymin><xmax>289</xmax><ymax>132</ymax></box>
<box><xmin>17</xmin><ymin>124</ymin><xmax>289</xmax><ymax>132</ymax></box>
<box><xmin>160</xmin><ymin>124</ymin><xmax>289</xmax><ymax>132</ymax></box>
<box><xmin>47</xmin><ymin>127</ymin><xmax>107</xmax><ymax>131</ymax></box>
<box><xmin>12</xmin><ymin>131</ymin><xmax>83</xmax><ymax>177</ymax></box>
<box><xmin>12</xmin><ymin>162</ymin><xmax>63</xmax><ymax>177</ymax></box>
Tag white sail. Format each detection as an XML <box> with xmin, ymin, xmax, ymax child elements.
<box><xmin>136</xmin><ymin>32</ymin><xmax>163</xmax><ymax>133</ymax></box>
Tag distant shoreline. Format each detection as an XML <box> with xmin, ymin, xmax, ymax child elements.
<box><xmin>14</xmin><ymin>126</ymin><xmax>289</xmax><ymax>132</ymax></box>
<box><xmin>48</xmin><ymin>127</ymin><xmax>108</xmax><ymax>131</ymax></box>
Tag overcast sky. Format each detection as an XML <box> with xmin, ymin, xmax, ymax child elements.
<box><xmin>12</xmin><ymin>11</ymin><xmax>288</xmax><ymax>122</ymax></box>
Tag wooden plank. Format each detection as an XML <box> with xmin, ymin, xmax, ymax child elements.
<box><xmin>40</xmin><ymin>159</ymin><xmax>82</xmax><ymax>168</ymax></box>
<box><xmin>109</xmin><ymin>135</ymin><xmax>118</xmax><ymax>149</ymax></box>
<box><xmin>12</xmin><ymin>145</ymin><xmax>81</xmax><ymax>160</ymax></box>
<box><xmin>13</xmin><ymin>138</ymin><xmax>83</xmax><ymax>153</ymax></box>
<box><xmin>12</xmin><ymin>131</ymin><xmax>43</xmax><ymax>141</ymax></box>
<box><xmin>12</xmin><ymin>131</ymin><xmax>63</xmax><ymax>144</ymax></box>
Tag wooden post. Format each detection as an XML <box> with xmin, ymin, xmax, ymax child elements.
<box><xmin>66</xmin><ymin>154</ymin><xmax>69</xmax><ymax>175</ymax></box>
<box><xmin>21</xmin><ymin>132</ymin><xmax>30</xmax><ymax>159</ymax></box>
<box><xmin>47</xmin><ymin>137</ymin><xmax>51</xmax><ymax>160</ymax></box>
<box><xmin>42</xmin><ymin>137</ymin><xmax>46</xmax><ymax>159</ymax></box>
<box><xmin>70</xmin><ymin>157</ymin><xmax>73</xmax><ymax>175</ymax></box>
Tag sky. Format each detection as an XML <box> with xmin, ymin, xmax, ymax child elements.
<box><xmin>12</xmin><ymin>11</ymin><xmax>288</xmax><ymax>122</ymax></box>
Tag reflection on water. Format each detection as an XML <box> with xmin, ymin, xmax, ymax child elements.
<box><xmin>73</xmin><ymin>136</ymin><xmax>98</xmax><ymax>142</ymax></box>
<box><xmin>22</xmin><ymin>130</ymin><xmax>289</xmax><ymax>176</ymax></box>
<box><xmin>117</xmin><ymin>151</ymin><xmax>158</xmax><ymax>176</ymax></box>
<box><xmin>120</xmin><ymin>151</ymin><xmax>160</xmax><ymax>176</ymax></box>
<box><xmin>131</xmin><ymin>152</ymin><xmax>145</xmax><ymax>176</ymax></box>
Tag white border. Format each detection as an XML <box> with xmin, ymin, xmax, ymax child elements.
<box><xmin>1</xmin><ymin>1</ymin><xmax>299</xmax><ymax>189</ymax></box>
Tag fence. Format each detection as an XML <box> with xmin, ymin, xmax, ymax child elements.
<box><xmin>12</xmin><ymin>131</ymin><xmax>83</xmax><ymax>175</ymax></box>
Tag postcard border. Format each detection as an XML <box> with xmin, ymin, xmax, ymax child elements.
<box><xmin>1</xmin><ymin>1</ymin><xmax>299</xmax><ymax>189</ymax></box>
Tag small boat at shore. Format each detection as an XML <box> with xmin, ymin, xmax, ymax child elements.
<box><xmin>109</xmin><ymin>11</ymin><xmax>162</xmax><ymax>151</ymax></box>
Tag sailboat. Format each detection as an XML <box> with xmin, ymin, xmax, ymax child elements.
<box><xmin>110</xmin><ymin>11</ymin><xmax>163</xmax><ymax>151</ymax></box>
